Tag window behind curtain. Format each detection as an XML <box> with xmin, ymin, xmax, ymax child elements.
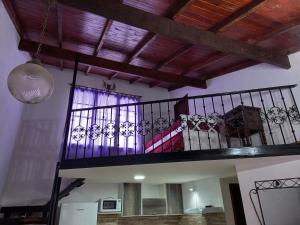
<box><xmin>68</xmin><ymin>87</ymin><xmax>140</xmax><ymax>158</ymax></box>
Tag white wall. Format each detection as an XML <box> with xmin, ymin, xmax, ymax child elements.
<box><xmin>170</xmin><ymin>52</ymin><xmax>300</xmax><ymax>102</ymax></box>
<box><xmin>60</xmin><ymin>181</ymin><xmax>120</xmax><ymax>204</ymax></box>
<box><xmin>181</xmin><ymin>177</ymin><xmax>224</xmax><ymax>212</ymax></box>
<box><xmin>0</xmin><ymin>1</ymin><xmax>30</xmax><ymax>203</ymax></box>
<box><xmin>235</xmin><ymin>156</ymin><xmax>300</xmax><ymax>225</ymax></box>
<box><xmin>0</xmin><ymin>65</ymin><xmax>170</xmax><ymax>206</ymax></box>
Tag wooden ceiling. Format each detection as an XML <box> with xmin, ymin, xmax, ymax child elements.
<box><xmin>3</xmin><ymin>0</ymin><xmax>300</xmax><ymax>90</ymax></box>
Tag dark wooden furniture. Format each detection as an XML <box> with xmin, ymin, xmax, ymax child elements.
<box><xmin>174</xmin><ymin>95</ymin><xmax>189</xmax><ymax>121</ymax></box>
<box><xmin>223</xmin><ymin>105</ymin><xmax>267</xmax><ymax>147</ymax></box>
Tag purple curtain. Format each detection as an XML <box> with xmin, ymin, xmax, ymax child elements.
<box><xmin>67</xmin><ymin>87</ymin><xmax>141</xmax><ymax>159</ymax></box>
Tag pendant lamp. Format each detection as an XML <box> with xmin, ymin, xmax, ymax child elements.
<box><xmin>7</xmin><ymin>1</ymin><xmax>55</xmax><ymax>104</ymax></box>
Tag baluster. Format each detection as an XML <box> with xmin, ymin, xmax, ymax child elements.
<box><xmin>91</xmin><ymin>107</ymin><xmax>97</xmax><ymax>158</ymax></box>
<box><xmin>220</xmin><ymin>95</ymin><xmax>228</xmax><ymax>148</ymax></box>
<box><xmin>75</xmin><ymin>109</ymin><xmax>83</xmax><ymax>159</ymax></box>
<box><xmin>269</xmin><ymin>90</ymin><xmax>286</xmax><ymax>144</ymax></box>
<box><xmin>279</xmin><ymin>88</ymin><xmax>297</xmax><ymax>143</ymax></box>
<box><xmin>83</xmin><ymin>109</ymin><xmax>90</xmax><ymax>159</ymax></box>
<box><xmin>109</xmin><ymin>107</ymin><xmax>113</xmax><ymax>157</ymax></box>
<box><xmin>289</xmin><ymin>87</ymin><xmax>300</xmax><ymax>113</ymax></box>
<box><xmin>150</xmin><ymin>103</ymin><xmax>154</xmax><ymax>153</ymax></box>
<box><xmin>249</xmin><ymin>92</ymin><xmax>266</xmax><ymax>145</ymax></box>
<box><xmin>259</xmin><ymin>91</ymin><xmax>275</xmax><ymax>145</ymax></box>
<box><xmin>100</xmin><ymin>106</ymin><xmax>105</xmax><ymax>157</ymax></box>
<box><xmin>126</xmin><ymin>105</ymin><xmax>129</xmax><ymax>156</ymax></box>
<box><xmin>184</xmin><ymin>99</ymin><xmax>192</xmax><ymax>151</ymax></box>
<box><xmin>67</xmin><ymin>111</ymin><xmax>75</xmax><ymax>159</ymax></box>
<box><xmin>116</xmin><ymin>106</ymin><xmax>121</xmax><ymax>157</ymax></box>
<box><xmin>202</xmin><ymin>98</ymin><xmax>211</xmax><ymax>150</ymax></box>
<box><xmin>134</xmin><ymin>104</ymin><xmax>137</xmax><ymax>155</ymax></box>
<box><xmin>159</xmin><ymin>102</ymin><xmax>164</xmax><ymax>153</ymax></box>
<box><xmin>193</xmin><ymin>98</ymin><xmax>202</xmax><ymax>150</ymax></box>
<box><xmin>167</xmin><ymin>101</ymin><xmax>174</xmax><ymax>152</ymax></box>
<box><xmin>142</xmin><ymin>104</ymin><xmax>146</xmax><ymax>154</ymax></box>
<box><xmin>289</xmin><ymin>87</ymin><xmax>300</xmax><ymax>142</ymax></box>
<box><xmin>211</xmin><ymin>97</ymin><xmax>221</xmax><ymax>149</ymax></box>
<box><xmin>249</xmin><ymin>92</ymin><xmax>254</xmax><ymax>107</ymax></box>
<box><xmin>239</xmin><ymin>93</ymin><xmax>251</xmax><ymax>146</ymax></box>
<box><xmin>229</xmin><ymin>94</ymin><xmax>243</xmax><ymax>147</ymax></box>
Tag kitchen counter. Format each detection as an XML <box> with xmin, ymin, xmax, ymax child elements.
<box><xmin>97</xmin><ymin>213</ymin><xmax>226</xmax><ymax>225</ymax></box>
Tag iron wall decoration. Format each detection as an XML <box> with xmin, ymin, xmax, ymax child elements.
<box><xmin>250</xmin><ymin>177</ymin><xmax>300</xmax><ymax>225</ymax></box>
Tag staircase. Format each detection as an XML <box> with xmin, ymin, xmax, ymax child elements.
<box><xmin>0</xmin><ymin>179</ymin><xmax>85</xmax><ymax>225</ymax></box>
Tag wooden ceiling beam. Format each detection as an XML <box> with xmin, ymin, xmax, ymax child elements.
<box><xmin>181</xmin><ymin>53</ymin><xmax>226</xmax><ymax>75</ymax></box>
<box><xmin>152</xmin><ymin>0</ymin><xmax>266</xmax><ymax>89</ymax></box>
<box><xmin>167</xmin><ymin>0</ymin><xmax>272</xmax><ymax>91</ymax></box>
<box><xmin>209</xmin><ymin>0</ymin><xmax>266</xmax><ymax>32</ymax></box>
<box><xmin>155</xmin><ymin>45</ymin><xmax>192</xmax><ymax>70</ymax></box>
<box><xmin>109</xmin><ymin>33</ymin><xmax>156</xmax><ymax>79</ymax></box>
<box><xmin>144</xmin><ymin>44</ymin><xmax>192</xmax><ymax>87</ymax></box>
<box><xmin>57</xmin><ymin>0</ymin><xmax>290</xmax><ymax>69</ymax></box>
<box><xmin>86</xmin><ymin>19</ymin><xmax>113</xmax><ymax>74</ymax></box>
<box><xmin>197</xmin><ymin>18</ymin><xmax>300</xmax><ymax>81</ymax></box>
<box><xmin>19</xmin><ymin>39</ymin><xmax>207</xmax><ymax>88</ymax></box>
<box><xmin>57</xmin><ymin>4</ymin><xmax>64</xmax><ymax>70</ymax></box>
<box><xmin>110</xmin><ymin>0</ymin><xmax>192</xmax><ymax>81</ymax></box>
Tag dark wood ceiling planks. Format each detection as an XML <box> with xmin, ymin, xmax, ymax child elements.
<box><xmin>3</xmin><ymin>0</ymin><xmax>300</xmax><ymax>90</ymax></box>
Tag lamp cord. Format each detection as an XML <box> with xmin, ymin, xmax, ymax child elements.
<box><xmin>36</xmin><ymin>0</ymin><xmax>56</xmax><ymax>58</ymax></box>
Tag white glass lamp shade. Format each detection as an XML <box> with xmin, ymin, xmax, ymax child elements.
<box><xmin>7</xmin><ymin>61</ymin><xmax>54</xmax><ymax>104</ymax></box>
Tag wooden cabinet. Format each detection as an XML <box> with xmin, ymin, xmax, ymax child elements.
<box><xmin>223</xmin><ymin>105</ymin><xmax>267</xmax><ymax>147</ymax></box>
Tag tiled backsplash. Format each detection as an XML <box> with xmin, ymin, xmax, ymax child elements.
<box><xmin>97</xmin><ymin>213</ymin><xmax>226</xmax><ymax>225</ymax></box>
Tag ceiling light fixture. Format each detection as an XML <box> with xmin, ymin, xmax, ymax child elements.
<box><xmin>189</xmin><ymin>188</ymin><xmax>194</xmax><ymax>192</ymax></box>
<box><xmin>7</xmin><ymin>0</ymin><xmax>56</xmax><ymax>104</ymax></box>
<box><xmin>134</xmin><ymin>175</ymin><xmax>145</xmax><ymax>180</ymax></box>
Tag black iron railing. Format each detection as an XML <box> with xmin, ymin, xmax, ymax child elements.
<box><xmin>62</xmin><ymin>84</ymin><xmax>300</xmax><ymax>161</ymax></box>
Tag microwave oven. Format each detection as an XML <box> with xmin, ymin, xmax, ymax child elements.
<box><xmin>98</xmin><ymin>199</ymin><xmax>122</xmax><ymax>213</ymax></box>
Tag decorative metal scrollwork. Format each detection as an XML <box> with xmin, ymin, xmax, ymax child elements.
<box><xmin>288</xmin><ymin>105</ymin><xmax>300</xmax><ymax>124</ymax></box>
<box><xmin>87</xmin><ymin>124</ymin><xmax>102</xmax><ymax>140</ymax></box>
<box><xmin>154</xmin><ymin>117</ymin><xmax>168</xmax><ymax>133</ymax></box>
<box><xmin>255</xmin><ymin>177</ymin><xmax>300</xmax><ymax>190</ymax></box>
<box><xmin>103</xmin><ymin>122</ymin><xmax>116</xmax><ymax>139</ymax></box>
<box><xmin>71</xmin><ymin>125</ymin><xmax>86</xmax><ymax>142</ymax></box>
<box><xmin>120</xmin><ymin>121</ymin><xmax>135</xmax><ymax>137</ymax></box>
<box><xmin>137</xmin><ymin>120</ymin><xmax>151</xmax><ymax>136</ymax></box>
<box><xmin>266</xmin><ymin>106</ymin><xmax>287</xmax><ymax>125</ymax></box>
<box><xmin>261</xmin><ymin>105</ymin><xmax>300</xmax><ymax>126</ymax></box>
